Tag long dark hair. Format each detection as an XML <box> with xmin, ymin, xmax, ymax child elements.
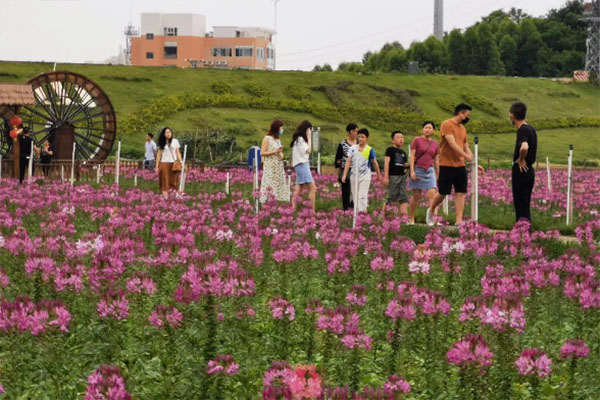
<box><xmin>291</xmin><ymin>120</ymin><xmax>312</xmax><ymax>148</ymax></box>
<box><xmin>157</xmin><ymin>127</ymin><xmax>173</xmax><ymax>149</ymax></box>
<box><xmin>268</xmin><ymin>120</ymin><xmax>283</xmax><ymax>139</ymax></box>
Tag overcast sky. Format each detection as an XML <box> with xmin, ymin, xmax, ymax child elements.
<box><xmin>1</xmin><ymin>0</ymin><xmax>569</xmax><ymax>70</ymax></box>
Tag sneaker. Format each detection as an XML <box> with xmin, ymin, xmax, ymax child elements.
<box><xmin>426</xmin><ymin>208</ymin><xmax>434</xmax><ymax>226</ymax></box>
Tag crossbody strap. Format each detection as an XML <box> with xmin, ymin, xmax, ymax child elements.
<box><xmin>414</xmin><ymin>139</ymin><xmax>433</xmax><ymax>166</ymax></box>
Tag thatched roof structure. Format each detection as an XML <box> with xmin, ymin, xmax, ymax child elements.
<box><xmin>0</xmin><ymin>84</ymin><xmax>35</xmax><ymax>106</ymax></box>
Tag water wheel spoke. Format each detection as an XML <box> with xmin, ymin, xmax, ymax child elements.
<box><xmin>74</xmin><ymin>131</ymin><xmax>110</xmax><ymax>153</ymax></box>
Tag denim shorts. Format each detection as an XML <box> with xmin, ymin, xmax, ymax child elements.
<box><xmin>294</xmin><ymin>162</ymin><xmax>314</xmax><ymax>184</ymax></box>
<box><xmin>408</xmin><ymin>166</ymin><xmax>437</xmax><ymax>190</ymax></box>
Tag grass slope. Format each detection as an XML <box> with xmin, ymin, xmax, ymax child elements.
<box><xmin>1</xmin><ymin>61</ymin><xmax>598</xmax><ymax>164</ymax></box>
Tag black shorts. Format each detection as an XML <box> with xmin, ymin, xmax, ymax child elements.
<box><xmin>438</xmin><ymin>166</ymin><xmax>467</xmax><ymax>195</ymax></box>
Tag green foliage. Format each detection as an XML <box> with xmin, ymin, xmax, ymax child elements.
<box><xmin>100</xmin><ymin>75</ymin><xmax>152</xmax><ymax>83</ymax></box>
<box><xmin>462</xmin><ymin>93</ymin><xmax>501</xmax><ymax>117</ymax></box>
<box><xmin>356</xmin><ymin>2</ymin><xmax>587</xmax><ymax>77</ymax></box>
<box><xmin>284</xmin><ymin>84</ymin><xmax>312</xmax><ymax>101</ymax></box>
<box><xmin>211</xmin><ymin>81</ymin><xmax>233</xmax><ymax>95</ymax></box>
<box><xmin>242</xmin><ymin>82</ymin><xmax>269</xmax><ymax>98</ymax></box>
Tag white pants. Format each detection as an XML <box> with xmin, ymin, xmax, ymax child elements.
<box><xmin>350</xmin><ymin>174</ymin><xmax>371</xmax><ymax>212</ymax></box>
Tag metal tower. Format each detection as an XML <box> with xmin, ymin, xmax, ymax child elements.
<box><xmin>434</xmin><ymin>0</ymin><xmax>444</xmax><ymax>39</ymax></box>
<box><xmin>582</xmin><ymin>0</ymin><xmax>600</xmax><ymax>81</ymax></box>
<box><xmin>123</xmin><ymin>23</ymin><xmax>139</xmax><ymax>65</ymax></box>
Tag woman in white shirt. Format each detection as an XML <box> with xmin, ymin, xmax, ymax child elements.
<box><xmin>291</xmin><ymin>120</ymin><xmax>316</xmax><ymax>213</ymax></box>
<box><xmin>155</xmin><ymin>127</ymin><xmax>183</xmax><ymax>198</ymax></box>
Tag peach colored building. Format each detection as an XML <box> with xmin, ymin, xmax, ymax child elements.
<box><xmin>131</xmin><ymin>13</ymin><xmax>275</xmax><ymax>70</ymax></box>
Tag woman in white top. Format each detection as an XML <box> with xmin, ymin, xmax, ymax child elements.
<box><xmin>291</xmin><ymin>120</ymin><xmax>316</xmax><ymax>213</ymax></box>
<box><xmin>155</xmin><ymin>127</ymin><xmax>183</xmax><ymax>198</ymax></box>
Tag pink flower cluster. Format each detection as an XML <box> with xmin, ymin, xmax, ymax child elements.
<box><xmin>314</xmin><ymin>306</ymin><xmax>372</xmax><ymax>350</ymax></box>
<box><xmin>0</xmin><ymin>297</ymin><xmax>71</xmax><ymax>335</ymax></box>
<box><xmin>262</xmin><ymin>361</ymin><xmax>322</xmax><ymax>400</ymax></box>
<box><xmin>385</xmin><ymin>282</ymin><xmax>451</xmax><ymax>321</ymax></box>
<box><xmin>447</xmin><ymin>334</ymin><xmax>494</xmax><ymax>370</ymax></box>
<box><xmin>84</xmin><ymin>365</ymin><xmax>132</xmax><ymax>400</ymax></box>
<box><xmin>346</xmin><ymin>285</ymin><xmax>367</xmax><ymax>307</ymax></box>
<box><xmin>408</xmin><ymin>244</ymin><xmax>434</xmax><ymax>274</ymax></box>
<box><xmin>459</xmin><ymin>296</ymin><xmax>526</xmax><ymax>333</ymax></box>
<box><xmin>148</xmin><ymin>305</ymin><xmax>183</xmax><ymax>328</ymax></box>
<box><xmin>0</xmin><ymin>267</ymin><xmax>9</xmax><ymax>287</ymax></box>
<box><xmin>370</xmin><ymin>255</ymin><xmax>394</xmax><ymax>272</ymax></box>
<box><xmin>97</xmin><ymin>291</ymin><xmax>129</xmax><ymax>320</ymax></box>
<box><xmin>174</xmin><ymin>259</ymin><xmax>255</xmax><ymax>303</ymax></box>
<box><xmin>206</xmin><ymin>354</ymin><xmax>239</xmax><ymax>375</ymax></box>
<box><xmin>268</xmin><ymin>297</ymin><xmax>296</xmax><ymax>321</ymax></box>
<box><xmin>515</xmin><ymin>348</ymin><xmax>552</xmax><ymax>377</ymax></box>
<box><xmin>126</xmin><ymin>272</ymin><xmax>156</xmax><ymax>295</ymax></box>
<box><xmin>560</xmin><ymin>339</ymin><xmax>590</xmax><ymax>359</ymax></box>
<box><xmin>324</xmin><ymin>375</ymin><xmax>411</xmax><ymax>399</ymax></box>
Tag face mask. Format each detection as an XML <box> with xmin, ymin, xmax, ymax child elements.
<box><xmin>461</xmin><ymin>117</ymin><xmax>470</xmax><ymax>125</ymax></box>
<box><xmin>279</xmin><ymin>129</ymin><xmax>284</xmax><ymax>135</ymax></box>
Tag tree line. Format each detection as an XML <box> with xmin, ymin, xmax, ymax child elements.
<box><xmin>316</xmin><ymin>2</ymin><xmax>588</xmax><ymax>77</ymax></box>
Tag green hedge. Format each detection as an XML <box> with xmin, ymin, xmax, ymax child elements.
<box><xmin>462</xmin><ymin>93</ymin><xmax>501</xmax><ymax>117</ymax></box>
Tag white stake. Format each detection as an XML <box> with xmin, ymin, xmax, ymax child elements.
<box><xmin>70</xmin><ymin>142</ymin><xmax>76</xmax><ymax>185</ymax></box>
<box><xmin>134</xmin><ymin>172</ymin><xmax>138</xmax><ymax>187</ymax></box>
<box><xmin>0</xmin><ymin>154</ymin><xmax>3</xmax><ymax>182</ymax></box>
<box><xmin>546</xmin><ymin>156</ymin><xmax>552</xmax><ymax>192</ymax></box>
<box><xmin>566</xmin><ymin>145</ymin><xmax>574</xmax><ymax>226</ymax></box>
<box><xmin>443</xmin><ymin>196</ymin><xmax>449</xmax><ymax>215</ymax></box>
<box><xmin>287</xmin><ymin>173</ymin><xmax>292</xmax><ymax>202</ymax></box>
<box><xmin>28</xmin><ymin>145</ymin><xmax>34</xmax><ymax>181</ymax></box>
<box><xmin>96</xmin><ymin>165</ymin><xmax>101</xmax><ymax>184</ymax></box>
<box><xmin>178</xmin><ymin>144</ymin><xmax>188</xmax><ymax>192</ymax></box>
<box><xmin>352</xmin><ymin>156</ymin><xmax>359</xmax><ymax>229</ymax></box>
<box><xmin>115</xmin><ymin>139</ymin><xmax>121</xmax><ymax>185</ymax></box>
<box><xmin>225</xmin><ymin>171</ymin><xmax>230</xmax><ymax>195</ymax></box>
<box><xmin>317</xmin><ymin>152</ymin><xmax>321</xmax><ymax>175</ymax></box>
<box><xmin>61</xmin><ymin>165</ymin><xmax>64</xmax><ymax>182</ymax></box>
<box><xmin>471</xmin><ymin>137</ymin><xmax>479</xmax><ymax>222</ymax></box>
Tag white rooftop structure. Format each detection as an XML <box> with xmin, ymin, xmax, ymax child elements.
<box><xmin>140</xmin><ymin>13</ymin><xmax>207</xmax><ymax>37</ymax></box>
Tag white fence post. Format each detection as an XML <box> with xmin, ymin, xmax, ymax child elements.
<box><xmin>225</xmin><ymin>171</ymin><xmax>230</xmax><ymax>195</ymax></box>
<box><xmin>352</xmin><ymin>156</ymin><xmax>359</xmax><ymax>229</ymax></box>
<box><xmin>471</xmin><ymin>136</ymin><xmax>479</xmax><ymax>222</ymax></box>
<box><xmin>566</xmin><ymin>145</ymin><xmax>574</xmax><ymax>226</ymax></box>
<box><xmin>0</xmin><ymin>154</ymin><xmax>3</xmax><ymax>182</ymax></box>
<box><xmin>254</xmin><ymin>147</ymin><xmax>259</xmax><ymax>214</ymax></box>
<box><xmin>96</xmin><ymin>165</ymin><xmax>101</xmax><ymax>184</ymax></box>
<box><xmin>115</xmin><ymin>139</ymin><xmax>121</xmax><ymax>185</ymax></box>
<box><xmin>179</xmin><ymin>144</ymin><xmax>188</xmax><ymax>193</ymax></box>
<box><xmin>28</xmin><ymin>145</ymin><xmax>34</xmax><ymax>181</ymax></box>
<box><xmin>546</xmin><ymin>156</ymin><xmax>552</xmax><ymax>193</ymax></box>
<box><xmin>70</xmin><ymin>142</ymin><xmax>76</xmax><ymax>185</ymax></box>
<box><xmin>61</xmin><ymin>165</ymin><xmax>65</xmax><ymax>182</ymax></box>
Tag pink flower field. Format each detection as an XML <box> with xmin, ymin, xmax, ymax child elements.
<box><xmin>0</xmin><ymin>169</ymin><xmax>598</xmax><ymax>399</ymax></box>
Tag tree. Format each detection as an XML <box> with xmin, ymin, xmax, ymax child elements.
<box><xmin>499</xmin><ymin>35</ymin><xmax>517</xmax><ymax>76</ymax></box>
<box><xmin>447</xmin><ymin>29</ymin><xmax>467</xmax><ymax>74</ymax></box>
<box><xmin>476</xmin><ymin>23</ymin><xmax>505</xmax><ymax>75</ymax></box>
<box><xmin>508</xmin><ymin>8</ymin><xmax>530</xmax><ymax>24</ymax></box>
<box><xmin>383</xmin><ymin>47</ymin><xmax>407</xmax><ymax>72</ymax></box>
<box><xmin>515</xmin><ymin>19</ymin><xmax>544</xmax><ymax>76</ymax></box>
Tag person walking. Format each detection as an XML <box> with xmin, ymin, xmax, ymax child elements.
<box><xmin>335</xmin><ymin>123</ymin><xmax>358</xmax><ymax>210</ymax></box>
<box><xmin>291</xmin><ymin>120</ymin><xmax>317</xmax><ymax>213</ymax></box>
<box><xmin>341</xmin><ymin>128</ymin><xmax>381</xmax><ymax>213</ymax></box>
<box><xmin>509</xmin><ymin>102</ymin><xmax>537</xmax><ymax>225</ymax></box>
<box><xmin>155</xmin><ymin>127</ymin><xmax>182</xmax><ymax>198</ymax></box>
<box><xmin>40</xmin><ymin>140</ymin><xmax>53</xmax><ymax>177</ymax></box>
<box><xmin>383</xmin><ymin>131</ymin><xmax>409</xmax><ymax>216</ymax></box>
<box><xmin>408</xmin><ymin>121</ymin><xmax>440</xmax><ymax>224</ymax></box>
<box><xmin>18</xmin><ymin>127</ymin><xmax>39</xmax><ymax>183</ymax></box>
<box><xmin>260</xmin><ymin>120</ymin><xmax>288</xmax><ymax>203</ymax></box>
<box><xmin>427</xmin><ymin>104</ymin><xmax>474</xmax><ymax>226</ymax></box>
<box><xmin>144</xmin><ymin>133</ymin><xmax>157</xmax><ymax>170</ymax></box>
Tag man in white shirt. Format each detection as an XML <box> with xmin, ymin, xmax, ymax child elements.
<box><xmin>144</xmin><ymin>133</ymin><xmax>157</xmax><ymax>169</ymax></box>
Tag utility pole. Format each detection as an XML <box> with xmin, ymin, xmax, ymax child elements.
<box><xmin>272</xmin><ymin>0</ymin><xmax>280</xmax><ymax>70</ymax></box>
<box><xmin>581</xmin><ymin>1</ymin><xmax>600</xmax><ymax>81</ymax></box>
<box><xmin>434</xmin><ymin>0</ymin><xmax>444</xmax><ymax>40</ymax></box>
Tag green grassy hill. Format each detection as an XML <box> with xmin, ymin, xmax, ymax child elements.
<box><xmin>1</xmin><ymin>61</ymin><xmax>599</xmax><ymax>165</ymax></box>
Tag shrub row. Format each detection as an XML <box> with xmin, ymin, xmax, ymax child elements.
<box><xmin>99</xmin><ymin>75</ymin><xmax>152</xmax><ymax>83</ymax></box>
<box><xmin>211</xmin><ymin>81</ymin><xmax>232</xmax><ymax>95</ymax></box>
<box><xmin>462</xmin><ymin>93</ymin><xmax>501</xmax><ymax>117</ymax></box>
<box><xmin>119</xmin><ymin>92</ymin><xmax>600</xmax><ymax>138</ymax></box>
<box><xmin>242</xmin><ymin>82</ymin><xmax>269</xmax><ymax>98</ymax></box>
<box><xmin>285</xmin><ymin>84</ymin><xmax>312</xmax><ymax>101</ymax></box>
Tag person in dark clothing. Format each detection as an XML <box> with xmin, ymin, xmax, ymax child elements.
<box><xmin>383</xmin><ymin>131</ymin><xmax>409</xmax><ymax>216</ymax></box>
<box><xmin>510</xmin><ymin>102</ymin><xmax>537</xmax><ymax>225</ymax></box>
<box><xmin>40</xmin><ymin>140</ymin><xmax>53</xmax><ymax>177</ymax></box>
<box><xmin>18</xmin><ymin>127</ymin><xmax>39</xmax><ymax>183</ymax></box>
<box><xmin>335</xmin><ymin>123</ymin><xmax>358</xmax><ymax>210</ymax></box>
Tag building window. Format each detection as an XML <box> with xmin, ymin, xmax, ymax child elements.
<box><xmin>164</xmin><ymin>27</ymin><xmax>178</xmax><ymax>36</ymax></box>
<box><xmin>146</xmin><ymin>52</ymin><xmax>154</xmax><ymax>59</ymax></box>
<box><xmin>257</xmin><ymin>48</ymin><xmax>265</xmax><ymax>60</ymax></box>
<box><xmin>212</xmin><ymin>47</ymin><xmax>232</xmax><ymax>57</ymax></box>
<box><xmin>235</xmin><ymin>46</ymin><xmax>253</xmax><ymax>57</ymax></box>
<box><xmin>146</xmin><ymin>33</ymin><xmax>154</xmax><ymax>40</ymax></box>
<box><xmin>267</xmin><ymin>48</ymin><xmax>275</xmax><ymax>60</ymax></box>
<box><xmin>164</xmin><ymin>46</ymin><xmax>177</xmax><ymax>59</ymax></box>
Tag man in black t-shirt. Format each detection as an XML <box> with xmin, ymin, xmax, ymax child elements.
<box><xmin>18</xmin><ymin>127</ymin><xmax>39</xmax><ymax>184</ymax></box>
<box><xmin>383</xmin><ymin>131</ymin><xmax>409</xmax><ymax>216</ymax></box>
<box><xmin>509</xmin><ymin>102</ymin><xmax>537</xmax><ymax>225</ymax></box>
